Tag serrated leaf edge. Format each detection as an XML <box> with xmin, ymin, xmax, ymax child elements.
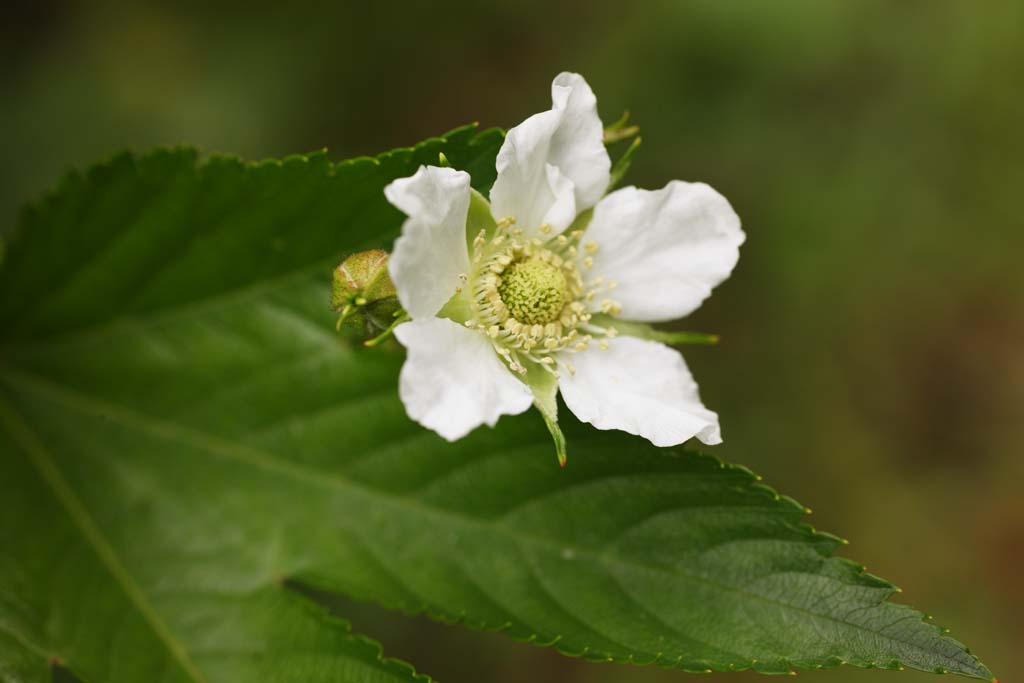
<box><xmin>0</xmin><ymin>366</ymin><xmax>994</xmax><ymax>681</ymax></box>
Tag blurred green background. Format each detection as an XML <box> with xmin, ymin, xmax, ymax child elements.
<box><xmin>4</xmin><ymin>1</ymin><xmax>1021</xmax><ymax>681</ymax></box>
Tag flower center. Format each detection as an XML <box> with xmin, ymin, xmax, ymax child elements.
<box><xmin>459</xmin><ymin>219</ymin><xmax>621</xmax><ymax>378</ymax></box>
<box><xmin>497</xmin><ymin>257</ymin><xmax>568</xmax><ymax>325</ymax></box>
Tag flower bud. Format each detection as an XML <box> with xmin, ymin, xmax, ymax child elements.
<box><xmin>331</xmin><ymin>249</ymin><xmax>401</xmax><ymax>336</ymax></box>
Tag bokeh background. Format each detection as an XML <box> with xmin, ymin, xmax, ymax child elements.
<box><xmin>4</xmin><ymin>1</ymin><xmax>1022</xmax><ymax>682</ymax></box>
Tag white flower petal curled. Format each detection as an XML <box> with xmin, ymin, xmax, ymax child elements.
<box><xmin>584</xmin><ymin>181</ymin><xmax>744</xmax><ymax>322</ymax></box>
<box><xmin>491</xmin><ymin>72</ymin><xmax>610</xmax><ymax>235</ymax></box>
<box><xmin>394</xmin><ymin>318</ymin><xmax>534</xmax><ymax>441</ymax></box>
<box><xmin>558</xmin><ymin>336</ymin><xmax>721</xmax><ymax>447</ymax></box>
<box><xmin>385</xmin><ymin>166</ymin><xmax>471</xmax><ymax>319</ymax></box>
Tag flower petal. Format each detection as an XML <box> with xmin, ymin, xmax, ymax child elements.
<box><xmin>558</xmin><ymin>336</ymin><xmax>721</xmax><ymax>447</ymax></box>
<box><xmin>394</xmin><ymin>318</ymin><xmax>534</xmax><ymax>441</ymax></box>
<box><xmin>385</xmin><ymin>166</ymin><xmax>471</xmax><ymax>319</ymax></box>
<box><xmin>585</xmin><ymin>181</ymin><xmax>744</xmax><ymax>321</ymax></box>
<box><xmin>491</xmin><ymin>72</ymin><xmax>610</xmax><ymax>235</ymax></box>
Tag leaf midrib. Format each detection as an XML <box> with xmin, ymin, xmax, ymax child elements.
<box><xmin>0</xmin><ymin>366</ymin><xmax>980</xmax><ymax>674</ymax></box>
<box><xmin>0</xmin><ymin>391</ymin><xmax>207</xmax><ymax>683</ymax></box>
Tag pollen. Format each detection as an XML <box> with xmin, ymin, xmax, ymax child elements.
<box><xmin>497</xmin><ymin>258</ymin><xmax>568</xmax><ymax>325</ymax></box>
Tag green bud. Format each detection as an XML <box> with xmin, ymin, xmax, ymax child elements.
<box><xmin>331</xmin><ymin>249</ymin><xmax>402</xmax><ymax>337</ymax></box>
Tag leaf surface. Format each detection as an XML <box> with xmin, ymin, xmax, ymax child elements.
<box><xmin>0</xmin><ymin>130</ymin><xmax>992</xmax><ymax>682</ymax></box>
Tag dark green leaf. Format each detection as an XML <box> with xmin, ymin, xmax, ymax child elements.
<box><xmin>0</xmin><ymin>129</ymin><xmax>992</xmax><ymax>682</ymax></box>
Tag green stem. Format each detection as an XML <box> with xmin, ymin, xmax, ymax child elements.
<box><xmin>363</xmin><ymin>312</ymin><xmax>410</xmax><ymax>347</ymax></box>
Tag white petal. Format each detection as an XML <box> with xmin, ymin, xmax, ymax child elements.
<box><xmin>585</xmin><ymin>181</ymin><xmax>744</xmax><ymax>321</ymax></box>
<box><xmin>491</xmin><ymin>72</ymin><xmax>610</xmax><ymax>235</ymax></box>
<box><xmin>558</xmin><ymin>336</ymin><xmax>721</xmax><ymax>447</ymax></box>
<box><xmin>394</xmin><ymin>318</ymin><xmax>534</xmax><ymax>441</ymax></box>
<box><xmin>385</xmin><ymin>166</ymin><xmax>471</xmax><ymax>319</ymax></box>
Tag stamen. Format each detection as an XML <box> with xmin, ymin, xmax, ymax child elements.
<box><xmin>463</xmin><ymin>214</ymin><xmax>625</xmax><ymax>375</ymax></box>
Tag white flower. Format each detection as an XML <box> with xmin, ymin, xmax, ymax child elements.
<box><xmin>384</xmin><ymin>72</ymin><xmax>744</xmax><ymax>460</ymax></box>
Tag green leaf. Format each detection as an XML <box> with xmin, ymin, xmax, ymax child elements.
<box><xmin>0</xmin><ymin>126</ymin><xmax>501</xmax><ymax>683</ymax></box>
<box><xmin>0</xmin><ymin>131</ymin><xmax>993</xmax><ymax>682</ymax></box>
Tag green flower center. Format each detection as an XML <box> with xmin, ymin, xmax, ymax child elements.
<box><xmin>497</xmin><ymin>257</ymin><xmax>568</xmax><ymax>325</ymax></box>
<box><xmin>463</xmin><ymin>218</ymin><xmax>616</xmax><ymax>377</ymax></box>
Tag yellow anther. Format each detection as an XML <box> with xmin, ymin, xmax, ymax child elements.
<box><xmin>585</xmin><ymin>242</ymin><xmax>598</xmax><ymax>254</ymax></box>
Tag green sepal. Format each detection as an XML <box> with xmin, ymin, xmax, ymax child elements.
<box><xmin>466</xmin><ymin>187</ymin><xmax>498</xmax><ymax>246</ymax></box>
<box><xmin>608</xmin><ymin>136</ymin><xmax>642</xmax><ymax>192</ymax></box>
<box><xmin>523</xmin><ymin>363</ymin><xmax>567</xmax><ymax>467</ymax></box>
<box><xmin>566</xmin><ymin>207</ymin><xmax>593</xmax><ymax>235</ymax></box>
<box><xmin>593</xmin><ymin>314</ymin><xmax>720</xmax><ymax>346</ymax></box>
<box><xmin>603</xmin><ymin>110</ymin><xmax>640</xmax><ymax>144</ymax></box>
